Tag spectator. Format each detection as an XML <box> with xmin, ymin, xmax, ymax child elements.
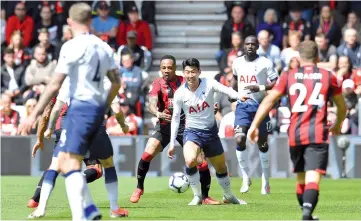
<box><xmin>282</xmin><ymin>56</ymin><xmax>300</xmax><ymax>74</ymax></box>
<box><xmin>257</xmin><ymin>30</ymin><xmax>282</xmax><ymax>72</ymax></box>
<box><xmin>141</xmin><ymin>1</ymin><xmax>157</xmax><ymax>43</ymax></box>
<box><xmin>119</xmin><ymin>53</ymin><xmax>149</xmax><ymax>117</ymax></box>
<box><xmin>5</xmin><ymin>2</ymin><xmax>34</xmax><ymax>47</ymax></box>
<box><xmin>219</xmin><ymin>32</ymin><xmax>244</xmax><ymax>75</ymax></box>
<box><xmin>256</xmin><ymin>9</ymin><xmax>283</xmax><ymax>48</ymax></box>
<box><xmin>280</xmin><ymin>31</ymin><xmax>300</xmax><ymax>68</ymax></box>
<box><xmin>117</xmin><ymin>31</ymin><xmax>152</xmax><ymax>72</ymax></box>
<box><xmin>315</xmin><ymin>33</ymin><xmax>338</xmax><ymax>71</ymax></box>
<box><xmin>282</xmin><ymin>7</ymin><xmax>311</xmax><ymax>49</ymax></box>
<box><xmin>0</xmin><ymin>94</ymin><xmax>20</xmax><ymax>136</ymax></box>
<box><xmin>33</xmin><ymin>5</ymin><xmax>61</xmax><ymax>46</ymax></box>
<box><xmin>313</xmin><ymin>5</ymin><xmax>341</xmax><ymax>46</ymax></box>
<box><xmin>91</xmin><ymin>1</ymin><xmax>119</xmax><ymax>46</ymax></box>
<box><xmin>286</xmin><ymin>2</ymin><xmax>317</xmax><ymax>22</ymax></box>
<box><xmin>220</xmin><ymin>5</ymin><xmax>254</xmax><ymax>50</ymax></box>
<box><xmin>224</xmin><ymin>1</ymin><xmax>250</xmax><ymax>20</ymax></box>
<box><xmin>1</xmin><ymin>9</ymin><xmax>6</xmax><ymax>47</ymax></box>
<box><xmin>54</xmin><ymin>25</ymin><xmax>72</xmax><ymax>60</ymax></box>
<box><xmin>318</xmin><ymin>1</ymin><xmax>349</xmax><ymax>27</ymax></box>
<box><xmin>249</xmin><ymin>2</ymin><xmax>286</xmax><ymax>24</ymax></box>
<box><xmin>7</xmin><ymin>31</ymin><xmax>32</xmax><ymax>67</ymax></box>
<box><xmin>351</xmin><ymin>68</ymin><xmax>361</xmax><ymax>88</ymax></box>
<box><xmin>116</xmin><ymin>6</ymin><xmax>152</xmax><ymax>50</ymax></box>
<box><xmin>342</xmin><ymin>79</ymin><xmax>358</xmax><ymax>111</ymax></box>
<box><xmin>91</xmin><ymin>0</ymin><xmax>136</xmax><ymax>21</ymax></box>
<box><xmin>337</xmin><ymin>28</ymin><xmax>361</xmax><ymax>68</ymax></box>
<box><xmin>24</xmin><ymin>45</ymin><xmax>56</xmax><ymax>87</ymax></box>
<box><xmin>342</xmin><ymin>12</ymin><xmax>361</xmax><ymax>43</ymax></box>
<box><xmin>37</xmin><ymin>28</ymin><xmax>56</xmax><ymax>61</ymax></box>
<box><xmin>218</xmin><ymin>102</ymin><xmax>237</xmax><ymax>138</ymax></box>
<box><xmin>23</xmin><ymin>98</ymin><xmax>38</xmax><ymax>134</ymax></box>
<box><xmin>1</xmin><ymin>48</ymin><xmax>27</xmax><ymax>105</ymax></box>
<box><xmin>336</xmin><ymin>56</ymin><xmax>354</xmax><ymax>81</ymax></box>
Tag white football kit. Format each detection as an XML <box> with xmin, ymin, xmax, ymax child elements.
<box><xmin>170</xmin><ymin>78</ymin><xmax>238</xmax><ymax>156</ymax></box>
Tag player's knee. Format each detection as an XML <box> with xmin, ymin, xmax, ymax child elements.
<box><xmin>185</xmin><ymin>157</ymin><xmax>198</xmax><ymax>168</ymax></box>
<box><xmin>144</xmin><ymin>141</ymin><xmax>161</xmax><ymax>157</ymax></box>
<box><xmin>236</xmin><ymin>135</ymin><xmax>247</xmax><ymax>151</ymax></box>
<box><xmin>258</xmin><ymin>141</ymin><xmax>269</xmax><ymax>153</ymax></box>
<box><xmin>49</xmin><ymin>157</ymin><xmax>60</xmax><ymax>171</ymax></box>
<box><xmin>99</xmin><ymin>156</ymin><xmax>114</xmax><ymax>168</ymax></box>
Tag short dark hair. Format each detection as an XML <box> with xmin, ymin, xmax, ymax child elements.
<box><xmin>182</xmin><ymin>58</ymin><xmax>200</xmax><ymax>70</ymax></box>
<box><xmin>3</xmin><ymin>47</ymin><xmax>14</xmax><ymax>55</ymax></box>
<box><xmin>160</xmin><ymin>55</ymin><xmax>176</xmax><ymax>66</ymax></box>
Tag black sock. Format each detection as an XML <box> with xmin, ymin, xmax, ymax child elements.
<box><xmin>302</xmin><ymin>183</ymin><xmax>319</xmax><ymax>220</ymax></box>
<box><xmin>84</xmin><ymin>168</ymin><xmax>98</xmax><ymax>183</ymax></box>
<box><xmin>31</xmin><ymin>170</ymin><xmax>47</xmax><ymax>202</ymax></box>
<box><xmin>296</xmin><ymin>182</ymin><xmax>305</xmax><ymax>210</ymax></box>
<box><xmin>199</xmin><ymin>169</ymin><xmax>211</xmax><ymax>199</ymax></box>
<box><xmin>137</xmin><ymin>158</ymin><xmax>151</xmax><ymax>190</ymax></box>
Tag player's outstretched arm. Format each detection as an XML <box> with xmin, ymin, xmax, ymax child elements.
<box><xmin>211</xmin><ymin>79</ymin><xmax>247</xmax><ymax>101</ymax></box>
<box><xmin>168</xmin><ymin>91</ymin><xmax>182</xmax><ymax>159</ymax></box>
<box><xmin>248</xmin><ymin>89</ymin><xmax>283</xmax><ymax>143</ymax></box>
<box><xmin>46</xmin><ymin>99</ymin><xmax>65</xmax><ymax>137</ymax></box>
<box><xmin>148</xmin><ymin>83</ymin><xmax>171</xmax><ymax>121</ymax></box>
<box><xmin>330</xmin><ymin>94</ymin><xmax>347</xmax><ymax>135</ymax></box>
<box><xmin>106</xmin><ymin>69</ymin><xmax>121</xmax><ymax>109</ymax></box>
<box><xmin>36</xmin><ymin>98</ymin><xmax>56</xmax><ymax>141</ymax></box>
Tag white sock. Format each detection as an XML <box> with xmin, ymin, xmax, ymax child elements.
<box><xmin>37</xmin><ymin>182</ymin><xmax>53</xmax><ymax>211</ymax></box>
<box><xmin>187</xmin><ymin>171</ymin><xmax>202</xmax><ymax>197</ymax></box>
<box><xmin>259</xmin><ymin>151</ymin><xmax>270</xmax><ymax>185</ymax></box>
<box><xmin>65</xmin><ymin>171</ymin><xmax>86</xmax><ymax>221</ymax></box>
<box><xmin>105</xmin><ymin>182</ymin><xmax>118</xmax><ymax>211</ymax></box>
<box><xmin>236</xmin><ymin>149</ymin><xmax>249</xmax><ymax>180</ymax></box>
<box><xmin>82</xmin><ymin>177</ymin><xmax>95</xmax><ymax>208</ymax></box>
<box><xmin>216</xmin><ymin>173</ymin><xmax>233</xmax><ymax>199</ymax></box>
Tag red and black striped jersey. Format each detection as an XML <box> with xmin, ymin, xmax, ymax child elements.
<box><xmin>273</xmin><ymin>65</ymin><xmax>342</xmax><ymax>147</ymax></box>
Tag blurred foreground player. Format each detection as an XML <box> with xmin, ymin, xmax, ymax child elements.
<box><xmin>248</xmin><ymin>41</ymin><xmax>347</xmax><ymax>220</ymax></box>
<box><xmin>130</xmin><ymin>55</ymin><xmax>220</xmax><ymax>205</ymax></box>
<box><xmin>27</xmin><ymin>77</ymin><xmax>129</xmax><ymax>218</ymax></box>
<box><xmin>168</xmin><ymin>58</ymin><xmax>247</xmax><ymax>205</ymax></box>
<box><xmin>231</xmin><ymin>35</ymin><xmax>278</xmax><ymax>194</ymax></box>
<box><xmin>19</xmin><ymin>3</ymin><xmax>121</xmax><ymax>220</ymax></box>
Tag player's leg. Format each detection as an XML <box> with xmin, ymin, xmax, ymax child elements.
<box><xmin>205</xmin><ymin>139</ymin><xmax>246</xmax><ymax>205</ymax></box>
<box><xmin>257</xmin><ymin>117</ymin><xmax>272</xmax><ymax>194</ymax></box>
<box><xmin>296</xmin><ymin>172</ymin><xmax>306</xmax><ymax>210</ymax></box>
<box><xmin>302</xmin><ymin>144</ymin><xmax>328</xmax><ymax>220</ymax></box>
<box><xmin>130</xmin><ymin>135</ymin><xmax>163</xmax><ymax>203</ymax></box>
<box><xmin>90</xmin><ymin>128</ymin><xmax>128</xmax><ymax>217</ymax></box>
<box><xmin>28</xmin><ymin>156</ymin><xmax>60</xmax><ymax>218</ymax></box>
<box><xmin>28</xmin><ymin>129</ymin><xmax>62</xmax><ymax>208</ymax></box>
<box><xmin>83</xmin><ymin>158</ymin><xmax>103</xmax><ymax>183</ymax></box>
<box><xmin>183</xmin><ymin>140</ymin><xmax>202</xmax><ymax>205</ymax></box>
<box><xmin>234</xmin><ymin>125</ymin><xmax>251</xmax><ymax>193</ymax></box>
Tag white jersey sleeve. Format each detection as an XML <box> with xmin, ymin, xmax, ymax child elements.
<box><xmin>210</xmin><ymin>79</ymin><xmax>239</xmax><ymax>100</ymax></box>
<box><xmin>170</xmin><ymin>88</ymin><xmax>183</xmax><ymax>147</ymax></box>
<box><xmin>265</xmin><ymin>58</ymin><xmax>278</xmax><ymax>81</ymax></box>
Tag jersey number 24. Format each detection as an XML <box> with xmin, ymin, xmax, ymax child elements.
<box><xmin>289</xmin><ymin>82</ymin><xmax>324</xmax><ymax>113</ymax></box>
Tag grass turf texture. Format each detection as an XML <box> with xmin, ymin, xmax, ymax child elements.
<box><xmin>1</xmin><ymin>177</ymin><xmax>360</xmax><ymax>220</ymax></box>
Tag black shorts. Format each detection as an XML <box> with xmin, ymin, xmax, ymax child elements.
<box><xmin>150</xmin><ymin>122</ymin><xmax>184</xmax><ymax>150</ymax></box>
<box><xmin>290</xmin><ymin>143</ymin><xmax>328</xmax><ymax>174</ymax></box>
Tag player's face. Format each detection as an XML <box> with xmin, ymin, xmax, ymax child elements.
<box><xmin>183</xmin><ymin>66</ymin><xmax>200</xmax><ymax>86</ymax></box>
<box><xmin>160</xmin><ymin>59</ymin><xmax>176</xmax><ymax>80</ymax></box>
<box><xmin>244</xmin><ymin>40</ymin><xmax>258</xmax><ymax>56</ymax></box>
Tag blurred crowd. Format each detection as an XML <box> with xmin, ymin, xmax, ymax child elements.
<box><xmin>1</xmin><ymin>1</ymin><xmax>360</xmax><ymax>137</ymax></box>
<box><xmin>214</xmin><ymin>1</ymin><xmax>360</xmax><ymax>137</ymax></box>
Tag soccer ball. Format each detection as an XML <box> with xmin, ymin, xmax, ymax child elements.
<box><xmin>169</xmin><ymin>172</ymin><xmax>190</xmax><ymax>193</ymax></box>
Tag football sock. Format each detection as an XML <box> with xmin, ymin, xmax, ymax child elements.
<box><xmin>82</xmin><ymin>177</ymin><xmax>99</xmax><ymax>220</ymax></box>
<box><xmin>104</xmin><ymin>167</ymin><xmax>119</xmax><ymax>211</ymax></box>
<box><xmin>296</xmin><ymin>182</ymin><xmax>305</xmax><ymax>210</ymax></box>
<box><xmin>185</xmin><ymin>166</ymin><xmax>201</xmax><ymax>197</ymax></box>
<box><xmin>37</xmin><ymin>169</ymin><xmax>58</xmax><ymax>211</ymax></box>
<box><xmin>84</xmin><ymin>168</ymin><xmax>98</xmax><ymax>183</ymax></box>
<box><xmin>302</xmin><ymin>183</ymin><xmax>319</xmax><ymax>220</ymax></box>
<box><xmin>216</xmin><ymin>171</ymin><xmax>233</xmax><ymax>199</ymax></box>
<box><xmin>236</xmin><ymin>148</ymin><xmax>249</xmax><ymax>180</ymax></box>
<box><xmin>136</xmin><ymin>152</ymin><xmax>153</xmax><ymax>190</ymax></box>
<box><xmin>31</xmin><ymin>170</ymin><xmax>48</xmax><ymax>202</ymax></box>
<box><xmin>64</xmin><ymin>170</ymin><xmax>86</xmax><ymax>220</ymax></box>
<box><xmin>197</xmin><ymin>162</ymin><xmax>211</xmax><ymax>199</ymax></box>
<box><xmin>259</xmin><ymin>151</ymin><xmax>270</xmax><ymax>184</ymax></box>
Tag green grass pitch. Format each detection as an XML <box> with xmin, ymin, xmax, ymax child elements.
<box><xmin>1</xmin><ymin>176</ymin><xmax>360</xmax><ymax>220</ymax></box>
